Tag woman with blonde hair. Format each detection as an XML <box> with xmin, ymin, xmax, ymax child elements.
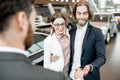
<box><xmin>43</xmin><ymin>12</ymin><xmax>70</xmax><ymax>79</ymax></box>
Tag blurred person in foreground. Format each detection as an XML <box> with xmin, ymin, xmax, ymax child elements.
<box><xmin>0</xmin><ymin>0</ymin><xmax>66</xmax><ymax>80</ymax></box>
<box><xmin>69</xmin><ymin>0</ymin><xmax>106</xmax><ymax>80</ymax></box>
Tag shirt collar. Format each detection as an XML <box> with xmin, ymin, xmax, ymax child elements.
<box><xmin>0</xmin><ymin>47</ymin><xmax>29</xmax><ymax>56</ymax></box>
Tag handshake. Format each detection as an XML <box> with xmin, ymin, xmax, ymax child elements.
<box><xmin>74</xmin><ymin>65</ymin><xmax>92</xmax><ymax>80</ymax></box>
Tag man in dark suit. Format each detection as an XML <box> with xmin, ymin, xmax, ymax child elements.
<box><xmin>0</xmin><ymin>0</ymin><xmax>66</xmax><ymax>80</ymax></box>
<box><xmin>69</xmin><ymin>1</ymin><xmax>106</xmax><ymax>80</ymax></box>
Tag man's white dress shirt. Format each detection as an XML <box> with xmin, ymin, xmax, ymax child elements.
<box><xmin>70</xmin><ymin>23</ymin><xmax>88</xmax><ymax>80</ymax></box>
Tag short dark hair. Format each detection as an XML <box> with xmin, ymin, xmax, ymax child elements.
<box><xmin>72</xmin><ymin>0</ymin><xmax>93</xmax><ymax>20</ymax></box>
<box><xmin>0</xmin><ymin>0</ymin><xmax>34</xmax><ymax>33</ymax></box>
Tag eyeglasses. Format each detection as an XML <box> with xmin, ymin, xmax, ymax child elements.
<box><xmin>53</xmin><ymin>23</ymin><xmax>65</xmax><ymax>27</ymax></box>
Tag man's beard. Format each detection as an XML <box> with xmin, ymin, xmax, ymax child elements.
<box><xmin>24</xmin><ymin>24</ymin><xmax>34</xmax><ymax>50</ymax></box>
<box><xmin>77</xmin><ymin>19</ymin><xmax>88</xmax><ymax>27</ymax></box>
<box><xmin>79</xmin><ymin>21</ymin><xmax>87</xmax><ymax>27</ymax></box>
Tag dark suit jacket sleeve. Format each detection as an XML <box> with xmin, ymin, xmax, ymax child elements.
<box><xmin>90</xmin><ymin>29</ymin><xmax>106</xmax><ymax>73</ymax></box>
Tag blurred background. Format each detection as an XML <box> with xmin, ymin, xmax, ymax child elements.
<box><xmin>27</xmin><ymin>0</ymin><xmax>120</xmax><ymax>80</ymax></box>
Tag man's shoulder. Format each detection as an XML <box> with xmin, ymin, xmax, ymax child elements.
<box><xmin>33</xmin><ymin>65</ymin><xmax>66</xmax><ymax>80</ymax></box>
<box><xmin>89</xmin><ymin>23</ymin><xmax>102</xmax><ymax>32</ymax></box>
<box><xmin>0</xmin><ymin>62</ymin><xmax>66</xmax><ymax>80</ymax></box>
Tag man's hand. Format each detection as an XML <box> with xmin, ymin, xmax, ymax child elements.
<box><xmin>74</xmin><ymin>68</ymin><xmax>83</xmax><ymax>80</ymax></box>
<box><xmin>82</xmin><ymin>65</ymin><xmax>90</xmax><ymax>76</ymax></box>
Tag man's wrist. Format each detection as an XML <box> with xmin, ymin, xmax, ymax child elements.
<box><xmin>89</xmin><ymin>64</ymin><xmax>93</xmax><ymax>72</ymax></box>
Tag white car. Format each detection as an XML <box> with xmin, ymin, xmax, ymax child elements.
<box><xmin>90</xmin><ymin>12</ymin><xmax>118</xmax><ymax>44</ymax></box>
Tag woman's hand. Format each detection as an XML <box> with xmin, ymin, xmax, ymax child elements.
<box><xmin>51</xmin><ymin>54</ymin><xmax>59</xmax><ymax>62</ymax></box>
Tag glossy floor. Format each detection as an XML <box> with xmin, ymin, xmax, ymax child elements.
<box><xmin>101</xmin><ymin>32</ymin><xmax>120</xmax><ymax>80</ymax></box>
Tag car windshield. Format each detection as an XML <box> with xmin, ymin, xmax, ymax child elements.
<box><xmin>92</xmin><ymin>15</ymin><xmax>108</xmax><ymax>22</ymax></box>
<box><xmin>90</xmin><ymin>14</ymin><xmax>113</xmax><ymax>28</ymax></box>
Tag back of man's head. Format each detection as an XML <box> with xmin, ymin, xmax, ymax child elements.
<box><xmin>0</xmin><ymin>0</ymin><xmax>33</xmax><ymax>33</ymax></box>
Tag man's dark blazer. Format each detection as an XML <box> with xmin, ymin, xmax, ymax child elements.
<box><xmin>69</xmin><ymin>23</ymin><xmax>106</xmax><ymax>80</ymax></box>
<box><xmin>0</xmin><ymin>52</ymin><xmax>66</xmax><ymax>80</ymax></box>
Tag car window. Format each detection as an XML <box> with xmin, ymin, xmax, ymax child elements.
<box><xmin>27</xmin><ymin>32</ymin><xmax>48</xmax><ymax>54</ymax></box>
<box><xmin>36</xmin><ymin>41</ymin><xmax>44</xmax><ymax>48</ymax></box>
<box><xmin>28</xmin><ymin>44</ymin><xmax>42</xmax><ymax>53</ymax></box>
<box><xmin>26</xmin><ymin>32</ymin><xmax>48</xmax><ymax>65</ymax></box>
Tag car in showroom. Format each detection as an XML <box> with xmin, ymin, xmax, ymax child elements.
<box><xmin>113</xmin><ymin>12</ymin><xmax>120</xmax><ymax>29</ymax></box>
<box><xmin>26</xmin><ymin>32</ymin><xmax>48</xmax><ymax>65</ymax></box>
<box><xmin>90</xmin><ymin>12</ymin><xmax>118</xmax><ymax>44</ymax></box>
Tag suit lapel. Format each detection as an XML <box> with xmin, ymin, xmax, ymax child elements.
<box><xmin>81</xmin><ymin>23</ymin><xmax>91</xmax><ymax>57</ymax></box>
<box><xmin>71</xmin><ymin>28</ymin><xmax>77</xmax><ymax>56</ymax></box>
